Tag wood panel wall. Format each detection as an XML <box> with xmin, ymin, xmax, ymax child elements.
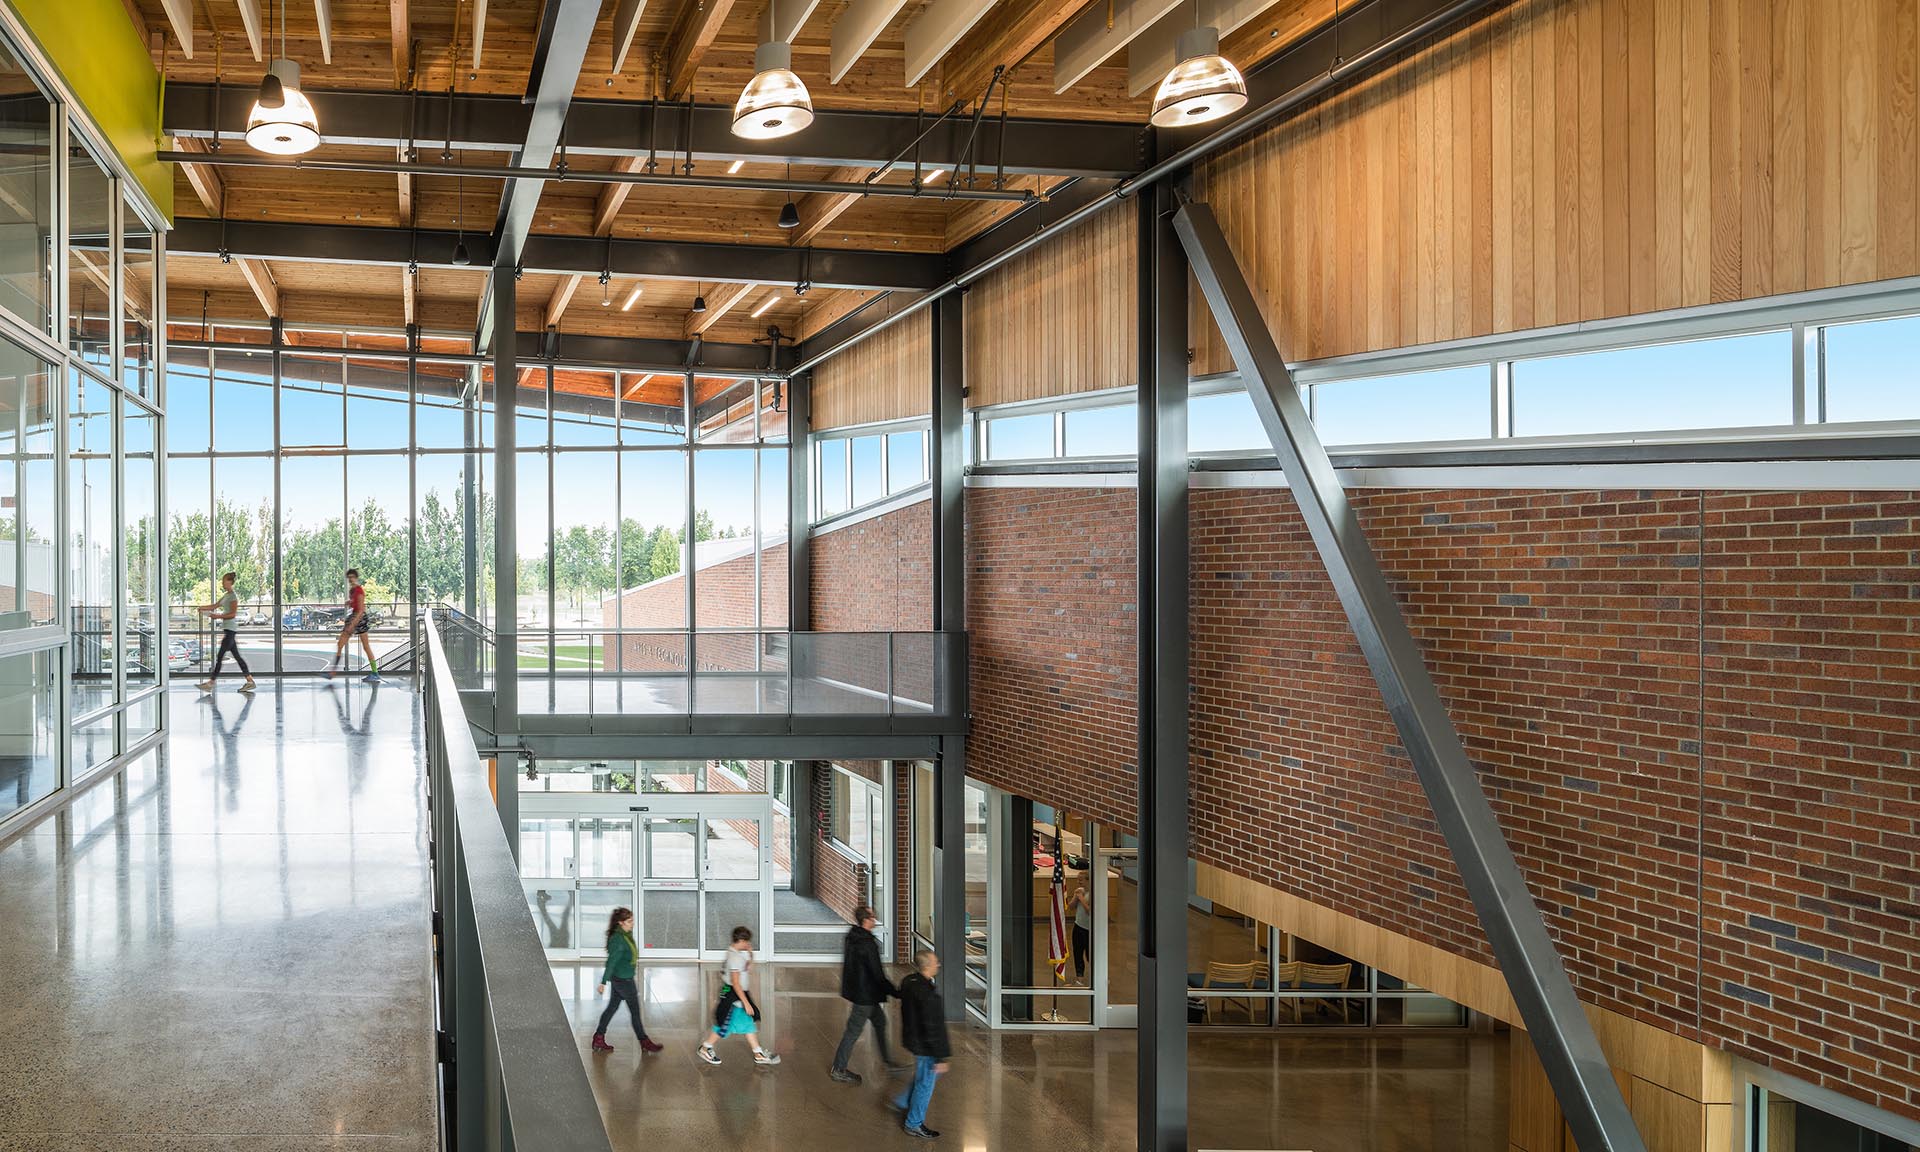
<box><xmin>965</xmin><ymin>200</ymin><xmax>1139</xmax><ymax>407</ymax></box>
<box><xmin>807</xmin><ymin>308</ymin><xmax>931</xmax><ymax>430</ymax></box>
<box><xmin>1193</xmin><ymin>0</ymin><xmax>1920</xmax><ymax>374</ymax></box>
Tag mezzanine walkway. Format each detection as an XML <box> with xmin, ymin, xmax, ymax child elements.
<box><xmin>0</xmin><ymin>682</ymin><xmax>436</xmax><ymax>1151</ymax></box>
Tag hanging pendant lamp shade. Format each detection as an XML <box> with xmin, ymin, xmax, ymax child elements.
<box><xmin>246</xmin><ymin>59</ymin><xmax>321</xmax><ymax>154</ymax></box>
<box><xmin>777</xmin><ymin>200</ymin><xmax>801</xmax><ymax>229</ymax></box>
<box><xmin>732</xmin><ymin>42</ymin><xmax>814</xmax><ymax>140</ymax></box>
<box><xmin>1150</xmin><ymin>26</ymin><xmax>1246</xmax><ymax>128</ymax></box>
<box><xmin>451</xmin><ymin>238</ymin><xmax>471</xmax><ymax>266</ymax></box>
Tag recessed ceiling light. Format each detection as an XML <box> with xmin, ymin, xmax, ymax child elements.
<box><xmin>750</xmin><ymin>293</ymin><xmax>779</xmax><ymax>319</ymax></box>
<box><xmin>922</xmin><ymin>168</ymin><xmax>945</xmax><ymax>184</ymax></box>
<box><xmin>727</xmin><ymin>159</ymin><xmax>745</xmax><ymax>175</ymax></box>
<box><xmin>622</xmin><ymin>284</ymin><xmax>644</xmax><ymax>311</ymax></box>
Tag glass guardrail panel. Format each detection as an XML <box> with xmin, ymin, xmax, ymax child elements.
<box><xmin>889</xmin><ymin>633</ymin><xmax>937</xmax><ymax>715</ymax></box>
<box><xmin>690</xmin><ymin>632</ymin><xmax>777</xmax><ymax>715</ymax></box>
<box><xmin>792</xmin><ymin>632</ymin><xmax>890</xmax><ymax>715</ymax></box>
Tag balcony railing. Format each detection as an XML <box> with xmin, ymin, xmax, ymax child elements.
<box><xmin>431</xmin><ymin>610</ymin><xmax>967</xmax><ymax>737</ymax></box>
<box><xmin>421</xmin><ymin>612</ymin><xmax>613</xmax><ymax>1152</ymax></box>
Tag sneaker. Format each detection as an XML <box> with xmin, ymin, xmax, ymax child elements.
<box><xmin>888</xmin><ymin>1098</ymin><xmax>906</xmax><ymax>1114</ymax></box>
<box><xmin>829</xmin><ymin>1067</ymin><xmax>862</xmax><ymax>1084</ymax></box>
<box><xmin>240</xmin><ymin>679</ymin><xmax>257</xmax><ymax>693</ymax></box>
<box><xmin>591</xmin><ymin>1035</ymin><xmax>614</xmax><ymax>1053</ymax></box>
<box><xmin>323</xmin><ymin>668</ymin><xmax>335</xmax><ymax>681</ymax></box>
<box><xmin>697</xmin><ymin>1045</ymin><xmax>720</xmax><ymax>1066</ymax></box>
<box><xmin>362</xmin><ymin>673</ymin><xmax>383</xmax><ymax>684</ymax></box>
<box><xmin>197</xmin><ymin>679</ymin><xmax>215</xmax><ymax>691</ymax></box>
<box><xmin>752</xmin><ymin>1050</ymin><xmax>781</xmax><ymax>1066</ymax></box>
<box><xmin>640</xmin><ymin>1038</ymin><xmax>664</xmax><ymax>1054</ymax></box>
<box><xmin>904</xmin><ymin>1125</ymin><xmax>939</xmax><ymax>1140</ymax></box>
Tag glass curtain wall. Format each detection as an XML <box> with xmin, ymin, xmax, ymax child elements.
<box><xmin>165</xmin><ymin>352</ymin><xmax>788</xmax><ymax>676</ymax></box>
<box><xmin>0</xmin><ymin>21</ymin><xmax>170</xmax><ymax>830</ymax></box>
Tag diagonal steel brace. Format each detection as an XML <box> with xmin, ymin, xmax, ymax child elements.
<box><xmin>1172</xmin><ymin>198</ymin><xmax>1647</xmax><ymax>1152</ymax></box>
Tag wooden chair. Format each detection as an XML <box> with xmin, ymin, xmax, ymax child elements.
<box><xmin>1298</xmin><ymin>961</ymin><xmax>1355</xmax><ymax>1023</ymax></box>
<box><xmin>1203</xmin><ymin>960</ymin><xmax>1271</xmax><ymax>1022</ymax></box>
<box><xmin>1269</xmin><ymin>960</ymin><xmax>1303</xmax><ymax>1022</ymax></box>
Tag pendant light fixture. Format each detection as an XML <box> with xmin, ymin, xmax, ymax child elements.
<box><xmin>732</xmin><ymin>0</ymin><xmax>814</xmax><ymax>140</ymax></box>
<box><xmin>1149</xmin><ymin>13</ymin><xmax>1247</xmax><ymax>129</ymax></box>
<box><xmin>451</xmin><ymin>176</ymin><xmax>471</xmax><ymax>265</ymax></box>
<box><xmin>692</xmin><ymin>283</ymin><xmax>707</xmax><ymax>314</ymax></box>
<box><xmin>246</xmin><ymin>0</ymin><xmax>321</xmax><ymax>154</ymax></box>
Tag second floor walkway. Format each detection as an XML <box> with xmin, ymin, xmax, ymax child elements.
<box><xmin>0</xmin><ymin>681</ymin><xmax>437</xmax><ymax>1151</ymax></box>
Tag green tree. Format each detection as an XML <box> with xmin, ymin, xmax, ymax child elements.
<box><xmin>618</xmin><ymin>516</ymin><xmax>655</xmax><ymax>590</ymax></box>
<box><xmin>167</xmin><ymin>508</ymin><xmax>211</xmax><ymax>606</ymax></box>
<box><xmin>646</xmin><ymin>524</ymin><xmax>680</xmax><ymax>581</ymax></box>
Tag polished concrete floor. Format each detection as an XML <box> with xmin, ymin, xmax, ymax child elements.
<box><xmin>557</xmin><ymin>961</ymin><xmax>1509</xmax><ymax>1152</ymax></box>
<box><xmin>0</xmin><ymin>682</ymin><xmax>437</xmax><ymax>1151</ymax></box>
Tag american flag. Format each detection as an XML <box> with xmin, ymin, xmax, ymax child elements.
<box><xmin>1046</xmin><ymin>830</ymin><xmax>1069</xmax><ymax>980</ymax></box>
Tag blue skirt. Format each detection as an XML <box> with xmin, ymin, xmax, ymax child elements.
<box><xmin>715</xmin><ymin>1000</ymin><xmax>757</xmax><ymax>1037</ymax></box>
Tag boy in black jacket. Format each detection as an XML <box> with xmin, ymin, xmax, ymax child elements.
<box><xmin>892</xmin><ymin>949</ymin><xmax>950</xmax><ymax>1139</ymax></box>
<box><xmin>830</xmin><ymin>905</ymin><xmax>904</xmax><ymax>1083</ymax></box>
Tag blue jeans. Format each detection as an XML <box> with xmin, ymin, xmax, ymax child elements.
<box><xmin>893</xmin><ymin>1055</ymin><xmax>941</xmax><ymax>1129</ymax></box>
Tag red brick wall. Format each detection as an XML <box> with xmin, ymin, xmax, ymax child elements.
<box><xmin>599</xmin><ymin>542</ymin><xmax>788</xmax><ymax>670</ymax></box>
<box><xmin>965</xmin><ymin>487</ymin><xmax>1139</xmax><ymax>832</ymax></box>
<box><xmin>808</xmin><ymin>759</ymin><xmax>914</xmax><ymax>964</ymax></box>
<box><xmin>965</xmin><ymin>483</ymin><xmax>1919</xmax><ymax>1124</ymax></box>
<box><xmin>810</xmin><ymin>499</ymin><xmax>933</xmax><ymax>631</ymax></box>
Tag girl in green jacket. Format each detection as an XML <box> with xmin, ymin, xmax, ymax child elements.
<box><xmin>592</xmin><ymin>907</ymin><xmax>663</xmax><ymax>1054</ymax></box>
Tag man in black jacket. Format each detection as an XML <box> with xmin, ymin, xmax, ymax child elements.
<box><xmin>829</xmin><ymin>905</ymin><xmax>904</xmax><ymax>1083</ymax></box>
<box><xmin>892</xmin><ymin>949</ymin><xmax>950</xmax><ymax>1139</ymax></box>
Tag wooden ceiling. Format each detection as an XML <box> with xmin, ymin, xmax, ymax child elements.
<box><xmin>134</xmin><ymin>0</ymin><xmax>1330</xmax><ymax>345</ymax></box>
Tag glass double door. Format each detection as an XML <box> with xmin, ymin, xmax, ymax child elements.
<box><xmin>521</xmin><ymin>793</ymin><xmax>772</xmax><ymax>962</ymax></box>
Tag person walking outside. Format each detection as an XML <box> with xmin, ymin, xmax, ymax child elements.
<box><xmin>893</xmin><ymin>949</ymin><xmax>950</xmax><ymax>1139</ymax></box>
<box><xmin>324</xmin><ymin>568</ymin><xmax>381</xmax><ymax>683</ymax></box>
<box><xmin>829</xmin><ymin>904</ymin><xmax>904</xmax><ymax>1083</ymax></box>
<box><xmin>591</xmin><ymin>907</ymin><xmax>663</xmax><ymax>1055</ymax></box>
<box><xmin>196</xmin><ymin>571</ymin><xmax>256</xmax><ymax>694</ymax></box>
<box><xmin>697</xmin><ymin>926</ymin><xmax>780</xmax><ymax>1067</ymax></box>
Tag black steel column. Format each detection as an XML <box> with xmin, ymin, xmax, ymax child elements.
<box><xmin>789</xmin><ymin>373</ymin><xmax>812</xmax><ymax>631</ymax></box>
<box><xmin>930</xmin><ymin>292</ymin><xmax>968</xmax><ymax>1020</ymax></box>
<box><xmin>1136</xmin><ymin>180</ymin><xmax>1190</xmax><ymax>1152</ymax></box>
<box><xmin>491</xmin><ymin>263</ymin><xmax>519</xmax><ymax>849</ymax></box>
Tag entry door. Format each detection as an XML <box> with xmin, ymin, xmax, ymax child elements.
<box><xmin>521</xmin><ymin>816</ymin><xmax>579</xmax><ymax>959</ymax></box>
<box><xmin>1094</xmin><ymin>848</ymin><xmax>1139</xmax><ymax>1028</ymax></box>
<box><xmin>637</xmin><ymin>815</ymin><xmax>700</xmax><ymax>959</ymax></box>
<box><xmin>698</xmin><ymin>806</ymin><xmax>769</xmax><ymax>958</ymax></box>
<box><xmin>575</xmin><ymin>816</ymin><xmax>635</xmax><ymax>958</ymax></box>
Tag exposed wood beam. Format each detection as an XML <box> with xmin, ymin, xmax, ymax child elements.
<box><xmin>546</xmin><ymin>274</ymin><xmax>583</xmax><ymax>329</ymax></box>
<box><xmin>472</xmin><ymin>0</ymin><xmax>486</xmax><ymax>70</ymax></box>
<box><xmin>792</xmin><ymin>165</ymin><xmax>873</xmax><ymax>246</ymax></box>
<box><xmin>608</xmin><ymin>0</ymin><xmax>651</xmax><ymax>73</ymax></box>
<box><xmin>769</xmin><ymin>0</ymin><xmax>818</xmax><ymax>41</ymax></box>
<box><xmin>396</xmin><ymin>147</ymin><xmax>413</xmax><ymax>224</ymax></box>
<box><xmin>1126</xmin><ymin>0</ymin><xmax>1308</xmax><ymax>96</ymax></box>
<box><xmin>904</xmin><ymin>0</ymin><xmax>999</xmax><ymax>88</ymax></box>
<box><xmin>236</xmin><ymin>257</ymin><xmax>280</xmax><ymax>318</ymax></box>
<box><xmin>153</xmin><ymin>0</ymin><xmax>193</xmax><ymax>56</ymax></box>
<box><xmin>119</xmin><ymin>0</ymin><xmax>152</xmax><ymax>50</ymax></box>
<box><xmin>829</xmin><ymin>0</ymin><xmax>910</xmax><ymax>84</ymax></box>
<box><xmin>173</xmin><ymin>138</ymin><xmax>225</xmax><ymax>217</ymax></box>
<box><xmin>591</xmin><ymin>156</ymin><xmax>646</xmax><ymax>236</ymax></box>
<box><xmin>621</xmin><ymin>371</ymin><xmax>654</xmax><ymax>398</ymax></box>
<box><xmin>939</xmin><ymin>0</ymin><xmax>1091</xmax><ymax>104</ymax></box>
<box><xmin>684</xmin><ymin>281</ymin><xmax>753</xmax><ymax>337</ymax></box>
<box><xmin>1054</xmin><ymin>0</ymin><xmax>1182</xmax><ymax>92</ymax></box>
<box><xmin>1218</xmin><ymin>0</ymin><xmax>1327</xmax><ymax>76</ymax></box>
<box><xmin>402</xmin><ymin>266</ymin><xmax>416</xmax><ymax>325</ymax></box>
<box><xmin>664</xmin><ymin>0</ymin><xmax>737</xmax><ymax>99</ymax></box>
<box><xmin>389</xmin><ymin>0</ymin><xmax>409</xmax><ymax>88</ymax></box>
<box><xmin>797</xmin><ymin>289</ymin><xmax>879</xmax><ymax>342</ymax></box>
<box><xmin>234</xmin><ymin>0</ymin><xmax>264</xmax><ymax>60</ymax></box>
<box><xmin>313</xmin><ymin>0</ymin><xmax>334</xmax><ymax>62</ymax></box>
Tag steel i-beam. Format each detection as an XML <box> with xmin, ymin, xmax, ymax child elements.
<box><xmin>1171</xmin><ymin>198</ymin><xmax>1648</xmax><ymax>1152</ymax></box>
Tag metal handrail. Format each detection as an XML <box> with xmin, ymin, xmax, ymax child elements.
<box><xmin>421</xmin><ymin>613</ymin><xmax>613</xmax><ymax>1152</ymax></box>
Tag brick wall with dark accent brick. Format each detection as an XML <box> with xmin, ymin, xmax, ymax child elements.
<box><xmin>964</xmin><ymin>483</ymin><xmax>1918</xmax><ymax>1124</ymax></box>
<box><xmin>810</xmin><ymin>499</ymin><xmax>934</xmax><ymax>632</ymax></box>
<box><xmin>965</xmin><ymin>487</ymin><xmax>1139</xmax><ymax>832</ymax></box>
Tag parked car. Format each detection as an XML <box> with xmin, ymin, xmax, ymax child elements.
<box><xmin>282</xmin><ymin>606</ymin><xmax>311</xmax><ymax>630</ymax></box>
<box><xmin>248</xmin><ymin>609</ymin><xmax>270</xmax><ymax>625</ymax></box>
<box><xmin>182</xmin><ymin>638</ymin><xmax>204</xmax><ymax>663</ymax></box>
<box><xmin>167</xmin><ymin>640</ymin><xmax>193</xmax><ymax>671</ymax></box>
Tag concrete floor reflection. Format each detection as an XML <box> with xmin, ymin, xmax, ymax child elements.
<box><xmin>556</xmin><ymin>960</ymin><xmax>1508</xmax><ymax>1152</ymax></box>
<box><xmin>0</xmin><ymin>682</ymin><xmax>435</xmax><ymax>1151</ymax></box>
